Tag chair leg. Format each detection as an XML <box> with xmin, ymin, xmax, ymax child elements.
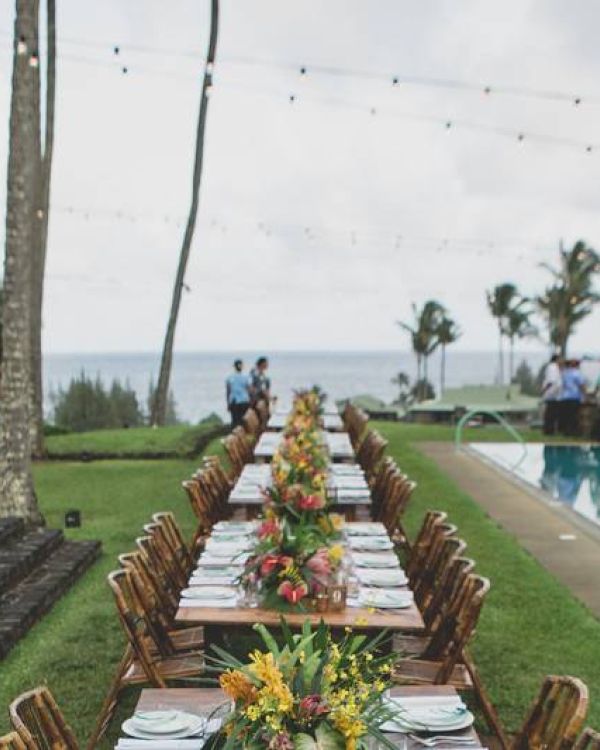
<box><xmin>86</xmin><ymin>646</ymin><xmax>133</xmax><ymax>749</ymax></box>
<box><xmin>463</xmin><ymin>650</ymin><xmax>509</xmax><ymax>750</ymax></box>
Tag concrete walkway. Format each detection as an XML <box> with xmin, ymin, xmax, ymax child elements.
<box><xmin>419</xmin><ymin>442</ymin><xmax>600</xmax><ymax>619</ymax></box>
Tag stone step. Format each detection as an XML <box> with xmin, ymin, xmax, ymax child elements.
<box><xmin>0</xmin><ymin>539</ymin><xmax>102</xmax><ymax>659</ymax></box>
<box><xmin>0</xmin><ymin>517</ymin><xmax>25</xmax><ymax>547</ymax></box>
<box><xmin>0</xmin><ymin>528</ymin><xmax>64</xmax><ymax>596</ymax></box>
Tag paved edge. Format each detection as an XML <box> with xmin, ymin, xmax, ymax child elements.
<box><xmin>417</xmin><ymin>442</ymin><xmax>600</xmax><ymax>619</ymax></box>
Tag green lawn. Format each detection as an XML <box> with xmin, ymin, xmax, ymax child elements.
<box><xmin>0</xmin><ymin>424</ymin><xmax>598</xmax><ymax>745</ymax></box>
<box><xmin>45</xmin><ymin>421</ymin><xmax>224</xmax><ymax>458</ymax></box>
<box><xmin>371</xmin><ymin>420</ymin><xmax>585</xmax><ymax>444</ymax></box>
<box><xmin>375</xmin><ymin>421</ymin><xmax>600</xmax><ymax>731</ymax></box>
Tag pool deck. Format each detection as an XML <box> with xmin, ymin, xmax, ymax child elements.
<box><xmin>419</xmin><ymin>442</ymin><xmax>600</xmax><ymax>619</ymax></box>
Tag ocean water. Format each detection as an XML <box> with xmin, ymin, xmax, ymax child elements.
<box><xmin>42</xmin><ymin>350</ymin><xmax>552</xmax><ymax>424</ymax></box>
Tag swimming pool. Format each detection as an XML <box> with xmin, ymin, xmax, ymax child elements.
<box><xmin>470</xmin><ymin>443</ymin><xmax>600</xmax><ymax>527</ymax></box>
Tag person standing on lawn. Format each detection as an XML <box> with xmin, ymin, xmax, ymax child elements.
<box><xmin>559</xmin><ymin>359</ymin><xmax>586</xmax><ymax>437</ymax></box>
<box><xmin>541</xmin><ymin>354</ymin><xmax>562</xmax><ymax>435</ymax></box>
<box><xmin>250</xmin><ymin>356</ymin><xmax>271</xmax><ymax>405</ymax></box>
<box><xmin>226</xmin><ymin>359</ymin><xmax>251</xmax><ymax>428</ymax></box>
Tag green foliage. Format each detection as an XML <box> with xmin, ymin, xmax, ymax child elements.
<box><xmin>51</xmin><ymin>371</ymin><xmax>143</xmax><ymax>432</ymax></box>
<box><xmin>536</xmin><ymin>240</ymin><xmax>600</xmax><ymax>356</ymax></box>
<box><xmin>512</xmin><ymin>360</ymin><xmax>539</xmax><ymax>396</ymax></box>
<box><xmin>410</xmin><ymin>378</ymin><xmax>435</xmax><ymax>401</ymax></box>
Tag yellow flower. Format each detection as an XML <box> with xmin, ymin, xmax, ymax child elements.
<box><xmin>328</xmin><ymin>544</ymin><xmax>344</xmax><ymax>565</ymax></box>
<box><xmin>219</xmin><ymin>669</ymin><xmax>257</xmax><ymax>704</ymax></box>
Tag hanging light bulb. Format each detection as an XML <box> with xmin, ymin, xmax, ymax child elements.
<box><xmin>206</xmin><ymin>62</ymin><xmax>214</xmax><ymax>75</ymax></box>
<box><xmin>122</xmin><ymin>66</ymin><xmax>128</xmax><ymax>74</ymax></box>
<box><xmin>114</xmin><ymin>46</ymin><xmax>120</xmax><ymax>55</ymax></box>
<box><xmin>300</xmin><ymin>66</ymin><xmax>307</xmax><ymax>77</ymax></box>
<box><xmin>29</xmin><ymin>54</ymin><xmax>39</xmax><ymax>68</ymax></box>
<box><xmin>17</xmin><ymin>37</ymin><xmax>27</xmax><ymax>55</ymax></box>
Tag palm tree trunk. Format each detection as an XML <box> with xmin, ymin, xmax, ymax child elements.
<box><xmin>0</xmin><ymin>0</ymin><xmax>44</xmax><ymax>524</ymax></box>
<box><xmin>29</xmin><ymin>0</ymin><xmax>55</xmax><ymax>458</ymax></box>
<box><xmin>151</xmin><ymin>0</ymin><xmax>219</xmax><ymax>425</ymax></box>
<box><xmin>497</xmin><ymin>324</ymin><xmax>504</xmax><ymax>386</ymax></box>
<box><xmin>440</xmin><ymin>344</ymin><xmax>446</xmax><ymax>396</ymax></box>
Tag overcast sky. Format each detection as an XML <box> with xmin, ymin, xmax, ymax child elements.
<box><xmin>1</xmin><ymin>0</ymin><xmax>600</xmax><ymax>354</ymax></box>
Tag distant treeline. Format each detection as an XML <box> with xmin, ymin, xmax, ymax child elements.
<box><xmin>50</xmin><ymin>372</ymin><xmax>178</xmax><ymax>432</ymax></box>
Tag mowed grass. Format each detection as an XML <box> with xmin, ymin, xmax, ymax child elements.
<box><xmin>0</xmin><ymin>457</ymin><xmax>203</xmax><ymax>746</ymax></box>
<box><xmin>45</xmin><ymin>422</ymin><xmax>223</xmax><ymax>458</ymax></box>
<box><xmin>1</xmin><ymin>423</ymin><xmax>599</xmax><ymax>743</ymax></box>
<box><xmin>375</xmin><ymin>421</ymin><xmax>600</xmax><ymax>730</ymax></box>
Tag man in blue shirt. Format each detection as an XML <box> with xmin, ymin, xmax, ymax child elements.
<box><xmin>226</xmin><ymin>359</ymin><xmax>251</xmax><ymax>428</ymax></box>
<box><xmin>559</xmin><ymin>359</ymin><xmax>586</xmax><ymax>436</ymax></box>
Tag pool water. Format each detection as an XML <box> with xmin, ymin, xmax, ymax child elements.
<box><xmin>470</xmin><ymin>443</ymin><xmax>600</xmax><ymax>527</ymax></box>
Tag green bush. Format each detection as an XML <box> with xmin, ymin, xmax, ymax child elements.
<box><xmin>51</xmin><ymin>372</ymin><xmax>143</xmax><ymax>432</ymax></box>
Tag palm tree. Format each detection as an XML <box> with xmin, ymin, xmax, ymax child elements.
<box><xmin>536</xmin><ymin>240</ymin><xmax>600</xmax><ymax>357</ymax></box>
<box><xmin>503</xmin><ymin>303</ymin><xmax>536</xmax><ymax>386</ymax></box>
<box><xmin>486</xmin><ymin>283</ymin><xmax>520</xmax><ymax>385</ymax></box>
<box><xmin>29</xmin><ymin>0</ymin><xmax>55</xmax><ymax>457</ymax></box>
<box><xmin>152</xmin><ymin>0</ymin><xmax>219</xmax><ymax>425</ymax></box>
<box><xmin>398</xmin><ymin>300</ymin><xmax>445</xmax><ymax>401</ymax></box>
<box><xmin>0</xmin><ymin>0</ymin><xmax>44</xmax><ymax>524</ymax></box>
<box><xmin>436</xmin><ymin>315</ymin><xmax>461</xmax><ymax>396</ymax></box>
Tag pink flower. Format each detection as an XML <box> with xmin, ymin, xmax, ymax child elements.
<box><xmin>277</xmin><ymin>580</ymin><xmax>308</xmax><ymax>604</ymax></box>
<box><xmin>306</xmin><ymin>548</ymin><xmax>331</xmax><ymax>578</ymax></box>
<box><xmin>269</xmin><ymin>733</ymin><xmax>294</xmax><ymax>750</ymax></box>
<box><xmin>260</xmin><ymin>554</ymin><xmax>282</xmax><ymax>576</ymax></box>
<box><xmin>298</xmin><ymin>494</ymin><xmax>325</xmax><ymax>511</ymax></box>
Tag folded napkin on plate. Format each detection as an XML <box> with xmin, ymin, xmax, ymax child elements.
<box><xmin>115</xmin><ymin>741</ymin><xmax>206</xmax><ymax>749</ymax></box>
<box><xmin>189</xmin><ymin>574</ymin><xmax>237</xmax><ymax>585</ymax></box>
<box><xmin>179</xmin><ymin>597</ymin><xmax>238</xmax><ymax>608</ymax></box>
<box><xmin>355</xmin><ymin>569</ymin><xmax>407</xmax><ymax>586</ymax></box>
<box><xmin>388</xmin><ymin>695</ymin><xmax>465</xmax><ymax>709</ymax></box>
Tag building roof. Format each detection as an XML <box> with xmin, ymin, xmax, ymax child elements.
<box><xmin>409</xmin><ymin>384</ymin><xmax>539</xmax><ymax>414</ymax></box>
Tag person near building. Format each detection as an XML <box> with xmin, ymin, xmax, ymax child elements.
<box><xmin>541</xmin><ymin>354</ymin><xmax>562</xmax><ymax>435</ymax></box>
<box><xmin>559</xmin><ymin>359</ymin><xmax>586</xmax><ymax>437</ymax></box>
<box><xmin>225</xmin><ymin>359</ymin><xmax>251</xmax><ymax>428</ymax></box>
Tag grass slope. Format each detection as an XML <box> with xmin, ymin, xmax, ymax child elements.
<box><xmin>375</xmin><ymin>421</ymin><xmax>600</xmax><ymax>731</ymax></box>
<box><xmin>45</xmin><ymin>422</ymin><xmax>223</xmax><ymax>458</ymax></box>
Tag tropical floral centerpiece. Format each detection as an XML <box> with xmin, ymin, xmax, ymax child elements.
<box><xmin>212</xmin><ymin>621</ymin><xmax>395</xmax><ymax>750</ymax></box>
<box><xmin>241</xmin><ymin>514</ymin><xmax>344</xmax><ymax>610</ymax></box>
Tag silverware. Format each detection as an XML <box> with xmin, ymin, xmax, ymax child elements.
<box><xmin>408</xmin><ymin>733</ymin><xmax>477</xmax><ymax>747</ymax></box>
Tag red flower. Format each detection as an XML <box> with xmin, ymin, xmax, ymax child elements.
<box><xmin>260</xmin><ymin>554</ymin><xmax>282</xmax><ymax>576</ymax></box>
<box><xmin>277</xmin><ymin>580</ymin><xmax>308</xmax><ymax>604</ymax></box>
<box><xmin>258</xmin><ymin>519</ymin><xmax>280</xmax><ymax>540</ymax></box>
<box><xmin>299</xmin><ymin>694</ymin><xmax>329</xmax><ymax>717</ymax></box>
<box><xmin>298</xmin><ymin>494</ymin><xmax>325</xmax><ymax>511</ymax></box>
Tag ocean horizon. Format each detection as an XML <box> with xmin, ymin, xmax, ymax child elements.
<box><xmin>42</xmin><ymin>349</ymin><xmax>566</xmax><ymax>424</ymax></box>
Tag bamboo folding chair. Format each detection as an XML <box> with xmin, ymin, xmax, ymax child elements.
<box><xmin>404</xmin><ymin>510</ymin><xmax>450</xmax><ymax>580</ymax></box>
<box><xmin>143</xmin><ymin>522</ymin><xmax>188</xmax><ymax>591</ymax></box>
<box><xmin>88</xmin><ymin>569</ymin><xmax>204</xmax><ymax>748</ymax></box>
<box><xmin>253</xmin><ymin>399</ymin><xmax>269</xmax><ymax>430</ymax></box>
<box><xmin>221</xmin><ymin>434</ymin><xmax>246</xmax><ymax>479</ymax></box>
<box><xmin>242</xmin><ymin>408</ymin><xmax>261</xmax><ymax>437</ymax></box>
<box><xmin>152</xmin><ymin>512</ymin><xmax>195</xmax><ymax>574</ymax></box>
<box><xmin>0</xmin><ymin>733</ymin><xmax>27</xmax><ymax>750</ymax></box>
<box><xmin>412</xmin><ymin>536</ymin><xmax>467</xmax><ymax>612</ymax></box>
<box><xmin>575</xmin><ymin>729</ymin><xmax>600</xmax><ymax>750</ymax></box>
<box><xmin>182</xmin><ymin>479</ymin><xmax>216</xmax><ymax>549</ymax></box>
<box><xmin>136</xmin><ymin>535</ymin><xmax>181</xmax><ymax>613</ymax></box>
<box><xmin>9</xmin><ymin>686</ymin><xmax>79</xmax><ymax>750</ymax></box>
<box><xmin>511</xmin><ymin>676</ymin><xmax>589</xmax><ymax>750</ymax></box>
<box><xmin>118</xmin><ymin>551</ymin><xmax>203</xmax><ymax>654</ymax></box>
<box><xmin>379</xmin><ymin>475</ymin><xmax>417</xmax><ymax>547</ymax></box>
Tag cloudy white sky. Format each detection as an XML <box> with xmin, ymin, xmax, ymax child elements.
<box><xmin>1</xmin><ymin>0</ymin><xmax>600</xmax><ymax>354</ymax></box>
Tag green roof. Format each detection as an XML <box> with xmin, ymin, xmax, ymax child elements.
<box><xmin>409</xmin><ymin>384</ymin><xmax>539</xmax><ymax>413</ymax></box>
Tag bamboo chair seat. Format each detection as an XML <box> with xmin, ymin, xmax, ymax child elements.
<box><xmin>392</xmin><ymin>633</ymin><xmax>430</xmax><ymax>657</ymax></box>
<box><xmin>575</xmin><ymin>728</ymin><xmax>600</xmax><ymax>750</ymax></box>
<box><xmin>394</xmin><ymin>657</ymin><xmax>473</xmax><ymax>688</ymax></box>
<box><xmin>0</xmin><ymin>733</ymin><xmax>27</xmax><ymax>750</ymax></box>
<box><xmin>123</xmin><ymin>651</ymin><xmax>205</xmax><ymax>682</ymax></box>
<box><xmin>9</xmin><ymin>686</ymin><xmax>79</xmax><ymax>750</ymax></box>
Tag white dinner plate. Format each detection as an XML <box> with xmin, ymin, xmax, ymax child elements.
<box><xmin>349</xmin><ymin>537</ymin><xmax>393</xmax><ymax>551</ymax></box>
<box><xmin>382</xmin><ymin>704</ymin><xmax>474</xmax><ymax>733</ymax></box>
<box><xmin>123</xmin><ymin>712</ymin><xmax>206</xmax><ymax>739</ymax></box>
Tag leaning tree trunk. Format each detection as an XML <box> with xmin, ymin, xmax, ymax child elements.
<box><xmin>151</xmin><ymin>0</ymin><xmax>219</xmax><ymax>425</ymax></box>
<box><xmin>0</xmin><ymin>0</ymin><xmax>44</xmax><ymax>524</ymax></box>
<box><xmin>29</xmin><ymin>0</ymin><xmax>55</xmax><ymax>458</ymax></box>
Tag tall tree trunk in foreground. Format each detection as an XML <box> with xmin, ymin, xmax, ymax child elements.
<box><xmin>29</xmin><ymin>0</ymin><xmax>55</xmax><ymax>457</ymax></box>
<box><xmin>440</xmin><ymin>343</ymin><xmax>446</xmax><ymax>396</ymax></box>
<box><xmin>0</xmin><ymin>0</ymin><xmax>44</xmax><ymax>524</ymax></box>
<box><xmin>151</xmin><ymin>0</ymin><xmax>219</xmax><ymax>425</ymax></box>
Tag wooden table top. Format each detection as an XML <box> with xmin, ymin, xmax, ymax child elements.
<box><xmin>175</xmin><ymin>601</ymin><xmax>424</xmax><ymax>632</ymax></box>
<box><xmin>130</xmin><ymin>686</ymin><xmax>481</xmax><ymax>749</ymax></box>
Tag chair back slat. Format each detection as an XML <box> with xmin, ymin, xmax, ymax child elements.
<box><xmin>9</xmin><ymin>686</ymin><xmax>79</xmax><ymax>750</ymax></box>
<box><xmin>513</xmin><ymin>676</ymin><xmax>589</xmax><ymax>750</ymax></box>
<box><xmin>575</xmin><ymin>728</ymin><xmax>600</xmax><ymax>750</ymax></box>
<box><xmin>0</xmin><ymin>732</ymin><xmax>27</xmax><ymax>750</ymax></box>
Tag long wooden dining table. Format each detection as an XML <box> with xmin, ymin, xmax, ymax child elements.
<box><xmin>115</xmin><ymin>686</ymin><xmax>483</xmax><ymax>749</ymax></box>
